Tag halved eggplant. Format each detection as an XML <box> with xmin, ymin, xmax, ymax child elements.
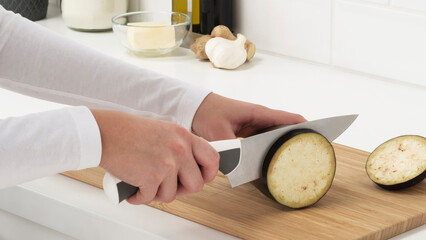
<box><xmin>366</xmin><ymin>135</ymin><xmax>426</xmax><ymax>190</ymax></box>
<box><xmin>262</xmin><ymin>129</ymin><xmax>336</xmax><ymax>209</ymax></box>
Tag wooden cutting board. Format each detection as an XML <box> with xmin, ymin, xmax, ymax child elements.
<box><xmin>61</xmin><ymin>143</ymin><xmax>425</xmax><ymax>240</ymax></box>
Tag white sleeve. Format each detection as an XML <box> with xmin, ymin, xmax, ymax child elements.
<box><xmin>0</xmin><ymin>5</ymin><xmax>211</xmax><ymax>131</ymax></box>
<box><xmin>0</xmin><ymin>106</ymin><xmax>102</xmax><ymax>189</ymax></box>
<box><xmin>0</xmin><ymin>6</ymin><xmax>210</xmax><ymax>187</ymax></box>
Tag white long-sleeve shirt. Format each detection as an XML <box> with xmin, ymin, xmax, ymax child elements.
<box><xmin>0</xmin><ymin>5</ymin><xmax>210</xmax><ymax>188</ymax></box>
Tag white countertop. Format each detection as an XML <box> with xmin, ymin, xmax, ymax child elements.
<box><xmin>0</xmin><ymin>3</ymin><xmax>424</xmax><ymax>240</ymax></box>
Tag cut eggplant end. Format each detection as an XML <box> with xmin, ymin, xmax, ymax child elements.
<box><xmin>366</xmin><ymin>135</ymin><xmax>426</xmax><ymax>190</ymax></box>
<box><xmin>263</xmin><ymin>129</ymin><xmax>336</xmax><ymax>209</ymax></box>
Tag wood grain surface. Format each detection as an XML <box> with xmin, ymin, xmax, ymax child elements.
<box><xmin>61</xmin><ymin>143</ymin><xmax>426</xmax><ymax>240</ymax></box>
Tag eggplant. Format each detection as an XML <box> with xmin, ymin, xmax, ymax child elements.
<box><xmin>262</xmin><ymin>129</ymin><xmax>336</xmax><ymax>209</ymax></box>
<box><xmin>366</xmin><ymin>135</ymin><xmax>426</xmax><ymax>190</ymax></box>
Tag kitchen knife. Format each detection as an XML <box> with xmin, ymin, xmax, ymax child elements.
<box><xmin>103</xmin><ymin>114</ymin><xmax>358</xmax><ymax>204</ymax></box>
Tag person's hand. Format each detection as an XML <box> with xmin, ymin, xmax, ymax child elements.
<box><xmin>192</xmin><ymin>93</ymin><xmax>307</xmax><ymax>141</ymax></box>
<box><xmin>91</xmin><ymin>109</ymin><xmax>219</xmax><ymax>205</ymax></box>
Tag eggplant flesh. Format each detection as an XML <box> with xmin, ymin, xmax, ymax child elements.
<box><xmin>366</xmin><ymin>135</ymin><xmax>426</xmax><ymax>190</ymax></box>
<box><xmin>263</xmin><ymin>129</ymin><xmax>336</xmax><ymax>209</ymax></box>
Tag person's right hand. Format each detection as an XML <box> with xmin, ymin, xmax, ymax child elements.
<box><xmin>90</xmin><ymin>109</ymin><xmax>219</xmax><ymax>205</ymax></box>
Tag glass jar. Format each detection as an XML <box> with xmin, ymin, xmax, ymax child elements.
<box><xmin>61</xmin><ymin>0</ymin><xmax>128</xmax><ymax>32</ymax></box>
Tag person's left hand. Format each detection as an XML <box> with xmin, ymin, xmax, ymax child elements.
<box><xmin>192</xmin><ymin>93</ymin><xmax>307</xmax><ymax>141</ymax></box>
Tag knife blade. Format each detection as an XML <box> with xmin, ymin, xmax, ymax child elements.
<box><xmin>103</xmin><ymin>114</ymin><xmax>358</xmax><ymax>204</ymax></box>
<box><xmin>216</xmin><ymin>114</ymin><xmax>358</xmax><ymax>188</ymax></box>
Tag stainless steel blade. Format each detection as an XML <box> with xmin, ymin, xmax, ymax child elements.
<box><xmin>226</xmin><ymin>114</ymin><xmax>358</xmax><ymax>187</ymax></box>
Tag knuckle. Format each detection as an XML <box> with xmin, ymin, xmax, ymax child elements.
<box><xmin>166</xmin><ymin>139</ymin><xmax>189</xmax><ymax>159</ymax></box>
<box><xmin>171</xmin><ymin>141</ymin><xmax>187</xmax><ymax>156</ymax></box>
<box><xmin>162</xmin><ymin>159</ymin><xmax>177</xmax><ymax>173</ymax></box>
<box><xmin>173</xmin><ymin>124</ymin><xmax>189</xmax><ymax>137</ymax></box>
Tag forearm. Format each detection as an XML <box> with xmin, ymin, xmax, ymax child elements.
<box><xmin>0</xmin><ymin>106</ymin><xmax>101</xmax><ymax>189</ymax></box>
<box><xmin>0</xmin><ymin>6</ymin><xmax>210</xmax><ymax>130</ymax></box>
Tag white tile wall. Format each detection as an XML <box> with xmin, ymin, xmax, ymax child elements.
<box><xmin>234</xmin><ymin>0</ymin><xmax>331</xmax><ymax>64</ymax></box>
<box><xmin>333</xmin><ymin>0</ymin><xmax>426</xmax><ymax>87</ymax></box>
<box><xmin>392</xmin><ymin>0</ymin><xmax>426</xmax><ymax>13</ymax></box>
<box><xmin>133</xmin><ymin>0</ymin><xmax>171</xmax><ymax>12</ymax></box>
<box><xmin>359</xmin><ymin>0</ymin><xmax>389</xmax><ymax>5</ymax></box>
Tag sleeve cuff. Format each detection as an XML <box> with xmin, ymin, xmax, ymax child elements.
<box><xmin>176</xmin><ymin>86</ymin><xmax>212</xmax><ymax>131</ymax></box>
<box><xmin>67</xmin><ymin>106</ymin><xmax>102</xmax><ymax>170</ymax></box>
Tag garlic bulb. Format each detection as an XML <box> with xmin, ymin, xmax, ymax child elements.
<box><xmin>205</xmin><ymin>34</ymin><xmax>248</xmax><ymax>70</ymax></box>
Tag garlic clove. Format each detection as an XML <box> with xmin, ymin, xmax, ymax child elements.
<box><xmin>205</xmin><ymin>34</ymin><xmax>248</xmax><ymax>70</ymax></box>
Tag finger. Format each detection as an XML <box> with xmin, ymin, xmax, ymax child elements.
<box><xmin>263</xmin><ymin>108</ymin><xmax>306</xmax><ymax>125</ymax></box>
<box><xmin>271</xmin><ymin>110</ymin><xmax>307</xmax><ymax>124</ymax></box>
<box><xmin>191</xmin><ymin>135</ymin><xmax>220</xmax><ymax>183</ymax></box>
<box><xmin>250</xmin><ymin>107</ymin><xmax>307</xmax><ymax>128</ymax></box>
<box><xmin>126</xmin><ymin>184</ymin><xmax>159</xmax><ymax>205</ymax></box>
<box><xmin>153</xmin><ymin>174</ymin><xmax>178</xmax><ymax>203</ymax></box>
<box><xmin>176</xmin><ymin>157</ymin><xmax>204</xmax><ymax>196</ymax></box>
<box><xmin>236</xmin><ymin>108</ymin><xmax>307</xmax><ymax>138</ymax></box>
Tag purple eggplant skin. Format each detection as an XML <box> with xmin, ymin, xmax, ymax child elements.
<box><xmin>373</xmin><ymin>170</ymin><xmax>425</xmax><ymax>191</ymax></box>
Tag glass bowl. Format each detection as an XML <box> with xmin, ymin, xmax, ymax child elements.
<box><xmin>112</xmin><ymin>11</ymin><xmax>191</xmax><ymax>56</ymax></box>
